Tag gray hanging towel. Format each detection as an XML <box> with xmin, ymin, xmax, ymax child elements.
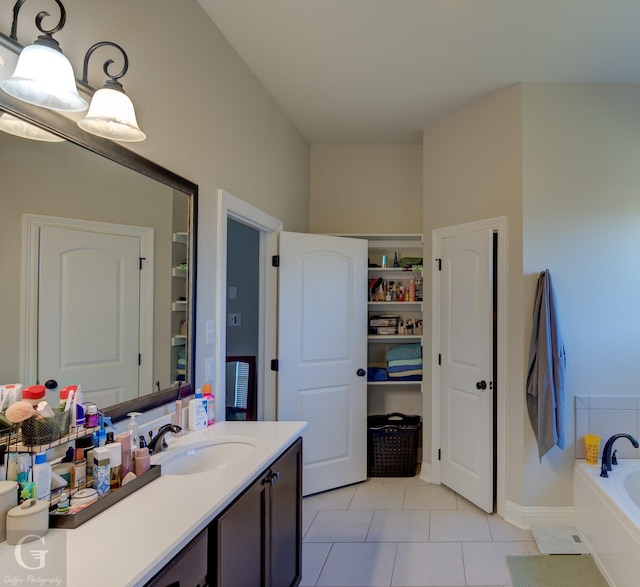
<box><xmin>526</xmin><ymin>270</ymin><xmax>566</xmax><ymax>460</ymax></box>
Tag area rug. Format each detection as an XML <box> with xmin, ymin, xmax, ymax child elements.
<box><xmin>506</xmin><ymin>554</ymin><xmax>608</xmax><ymax>587</ymax></box>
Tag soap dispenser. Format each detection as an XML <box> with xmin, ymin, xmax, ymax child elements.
<box><xmin>126</xmin><ymin>412</ymin><xmax>142</xmax><ymax>452</ymax></box>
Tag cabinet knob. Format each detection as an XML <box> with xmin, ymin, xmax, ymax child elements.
<box><xmin>262</xmin><ymin>470</ymin><xmax>281</xmax><ymax>486</ymax></box>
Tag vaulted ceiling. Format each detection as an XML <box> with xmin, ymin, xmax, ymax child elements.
<box><xmin>199</xmin><ymin>0</ymin><xmax>640</xmax><ymax>144</ymax></box>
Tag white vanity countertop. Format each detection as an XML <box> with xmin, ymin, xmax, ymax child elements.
<box><xmin>1</xmin><ymin>421</ymin><xmax>307</xmax><ymax>587</ymax></box>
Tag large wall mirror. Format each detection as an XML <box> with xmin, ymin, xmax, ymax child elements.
<box><xmin>0</xmin><ymin>88</ymin><xmax>197</xmax><ymax>422</ymax></box>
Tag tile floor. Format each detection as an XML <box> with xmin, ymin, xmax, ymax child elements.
<box><xmin>301</xmin><ymin>475</ymin><xmax>539</xmax><ymax>587</ymax></box>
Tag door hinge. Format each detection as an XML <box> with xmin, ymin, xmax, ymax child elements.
<box><xmin>272</xmin><ymin>255</ymin><xmax>280</xmax><ymax>267</ymax></box>
<box><xmin>438</xmin><ymin>353</ymin><xmax>441</xmax><ymax>365</ymax></box>
<box><xmin>271</xmin><ymin>359</ymin><xmax>279</xmax><ymax>371</ymax></box>
<box><xmin>438</xmin><ymin>449</ymin><xmax>441</xmax><ymax>461</ymax></box>
<box><xmin>138</xmin><ymin>353</ymin><xmax>141</xmax><ymax>366</ymax></box>
<box><xmin>139</xmin><ymin>257</ymin><xmax>146</xmax><ymax>270</ymax></box>
<box><xmin>436</xmin><ymin>258</ymin><xmax>441</xmax><ymax>271</ymax></box>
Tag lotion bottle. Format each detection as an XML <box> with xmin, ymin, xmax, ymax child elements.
<box><xmin>189</xmin><ymin>388</ymin><xmax>208</xmax><ymax>431</ymax></box>
<box><xmin>32</xmin><ymin>452</ymin><xmax>51</xmax><ymax>501</ymax></box>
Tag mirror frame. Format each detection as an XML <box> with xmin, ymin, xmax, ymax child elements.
<box><xmin>0</xmin><ymin>89</ymin><xmax>198</xmax><ymax>422</ymax></box>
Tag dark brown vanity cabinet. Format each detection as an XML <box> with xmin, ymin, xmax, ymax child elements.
<box><xmin>211</xmin><ymin>437</ymin><xmax>302</xmax><ymax>587</ymax></box>
<box><xmin>145</xmin><ymin>528</ymin><xmax>208</xmax><ymax>586</ymax></box>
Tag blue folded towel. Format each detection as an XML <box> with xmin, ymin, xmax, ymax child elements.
<box><xmin>367</xmin><ymin>367</ymin><xmax>388</xmax><ymax>381</ymax></box>
<box><xmin>386</xmin><ymin>343</ymin><xmax>422</xmax><ymax>363</ymax></box>
<box><xmin>387</xmin><ymin>364</ymin><xmax>422</xmax><ymax>374</ymax></box>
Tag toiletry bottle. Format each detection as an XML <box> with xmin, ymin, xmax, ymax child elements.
<box><xmin>393</xmin><ymin>251</ymin><xmax>399</xmax><ymax>267</ymax></box>
<box><xmin>105</xmin><ymin>443</ymin><xmax>122</xmax><ymax>490</ymax></box>
<box><xmin>71</xmin><ymin>459</ymin><xmax>86</xmax><ymax>493</ymax></box>
<box><xmin>202</xmin><ymin>383</ymin><xmax>216</xmax><ymax>426</ymax></box>
<box><xmin>16</xmin><ymin>454</ymin><xmax>30</xmax><ymax>484</ymax></box>
<box><xmin>92</xmin><ymin>447</ymin><xmax>110</xmax><ymax>497</ymax></box>
<box><xmin>134</xmin><ymin>447</ymin><xmax>150</xmax><ymax>476</ymax></box>
<box><xmin>115</xmin><ymin>432</ymin><xmax>132</xmax><ymax>481</ymax></box>
<box><xmin>408</xmin><ymin>277</ymin><xmax>415</xmax><ymax>302</ymax></box>
<box><xmin>32</xmin><ymin>452</ymin><xmax>51</xmax><ymax>501</ymax></box>
<box><xmin>189</xmin><ymin>388</ymin><xmax>208</xmax><ymax>431</ymax></box>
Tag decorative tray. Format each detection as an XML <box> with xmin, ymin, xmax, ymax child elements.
<box><xmin>49</xmin><ymin>465</ymin><xmax>161</xmax><ymax>529</ymax></box>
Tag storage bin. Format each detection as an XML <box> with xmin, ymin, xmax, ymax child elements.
<box><xmin>367</xmin><ymin>413</ymin><xmax>421</xmax><ymax>477</ymax></box>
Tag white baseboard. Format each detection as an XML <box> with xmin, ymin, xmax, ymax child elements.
<box><xmin>419</xmin><ymin>461</ymin><xmax>433</xmax><ymax>483</ymax></box>
<box><xmin>419</xmin><ymin>462</ymin><xmax>574</xmax><ymax>530</ymax></box>
<box><xmin>503</xmin><ymin>500</ymin><xmax>576</xmax><ymax>530</ymax></box>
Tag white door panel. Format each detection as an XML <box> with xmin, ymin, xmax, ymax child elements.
<box><xmin>38</xmin><ymin>226</ymin><xmax>140</xmax><ymax>407</ymax></box>
<box><xmin>278</xmin><ymin>231</ymin><xmax>367</xmax><ymax>496</ymax></box>
<box><xmin>440</xmin><ymin>228</ymin><xmax>493</xmax><ymax>512</ymax></box>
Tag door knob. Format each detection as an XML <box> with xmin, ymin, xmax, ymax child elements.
<box><xmin>357</xmin><ymin>368</ymin><xmax>366</xmax><ymax>377</ymax></box>
<box><xmin>44</xmin><ymin>379</ymin><xmax>58</xmax><ymax>390</ymax></box>
<box><xmin>476</xmin><ymin>380</ymin><xmax>487</xmax><ymax>390</ymax></box>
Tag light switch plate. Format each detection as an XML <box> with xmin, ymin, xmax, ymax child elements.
<box><xmin>228</xmin><ymin>286</ymin><xmax>237</xmax><ymax>300</ymax></box>
<box><xmin>205</xmin><ymin>357</ymin><xmax>215</xmax><ymax>380</ymax></box>
<box><xmin>205</xmin><ymin>320</ymin><xmax>216</xmax><ymax>345</ymax></box>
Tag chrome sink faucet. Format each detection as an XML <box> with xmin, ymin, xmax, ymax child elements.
<box><xmin>148</xmin><ymin>424</ymin><xmax>182</xmax><ymax>454</ymax></box>
<box><xmin>600</xmin><ymin>433</ymin><xmax>639</xmax><ymax>477</ymax></box>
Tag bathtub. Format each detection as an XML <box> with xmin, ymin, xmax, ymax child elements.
<box><xmin>574</xmin><ymin>460</ymin><xmax>640</xmax><ymax>587</ymax></box>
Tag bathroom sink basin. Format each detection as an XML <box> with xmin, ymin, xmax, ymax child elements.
<box><xmin>152</xmin><ymin>436</ymin><xmax>257</xmax><ymax>475</ymax></box>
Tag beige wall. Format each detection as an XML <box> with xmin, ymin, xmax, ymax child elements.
<box><xmin>0</xmin><ymin>0</ymin><xmax>310</xmax><ymax>389</ymax></box>
<box><xmin>521</xmin><ymin>83</ymin><xmax>640</xmax><ymax>506</ymax></box>
<box><xmin>309</xmin><ymin>144</ymin><xmax>422</xmax><ymax>234</ymax></box>
<box><xmin>425</xmin><ymin>82</ymin><xmax>640</xmax><ymax>512</ymax></box>
<box><xmin>423</xmin><ymin>85</ymin><xmax>526</xmax><ymax>507</ymax></box>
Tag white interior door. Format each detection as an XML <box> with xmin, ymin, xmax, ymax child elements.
<box><xmin>440</xmin><ymin>228</ymin><xmax>494</xmax><ymax>512</ymax></box>
<box><xmin>38</xmin><ymin>225</ymin><xmax>141</xmax><ymax>407</ymax></box>
<box><xmin>278</xmin><ymin>231</ymin><xmax>367</xmax><ymax>496</ymax></box>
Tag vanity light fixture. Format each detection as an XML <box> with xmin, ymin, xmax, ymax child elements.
<box><xmin>0</xmin><ymin>0</ymin><xmax>145</xmax><ymax>142</ymax></box>
<box><xmin>0</xmin><ymin>111</ymin><xmax>64</xmax><ymax>141</ymax></box>
<box><xmin>77</xmin><ymin>42</ymin><xmax>146</xmax><ymax>142</ymax></box>
<box><xmin>0</xmin><ymin>0</ymin><xmax>88</xmax><ymax>112</ymax></box>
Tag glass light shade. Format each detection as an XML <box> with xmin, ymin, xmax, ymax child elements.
<box><xmin>77</xmin><ymin>87</ymin><xmax>146</xmax><ymax>142</ymax></box>
<box><xmin>0</xmin><ymin>44</ymin><xmax>88</xmax><ymax>112</ymax></box>
<box><xmin>0</xmin><ymin>112</ymin><xmax>65</xmax><ymax>142</ymax></box>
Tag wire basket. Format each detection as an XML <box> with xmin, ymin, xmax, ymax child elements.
<box><xmin>21</xmin><ymin>409</ymin><xmax>71</xmax><ymax>446</ymax></box>
<box><xmin>368</xmin><ymin>413</ymin><xmax>421</xmax><ymax>477</ymax></box>
<box><xmin>0</xmin><ymin>411</ymin><xmax>18</xmax><ymax>436</ymax></box>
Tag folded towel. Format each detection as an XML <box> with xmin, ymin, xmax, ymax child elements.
<box><xmin>388</xmin><ymin>368</ymin><xmax>423</xmax><ymax>378</ymax></box>
<box><xmin>386</xmin><ymin>343</ymin><xmax>421</xmax><ymax>362</ymax></box>
<box><xmin>386</xmin><ymin>374</ymin><xmax>422</xmax><ymax>381</ymax></box>
<box><xmin>387</xmin><ymin>357</ymin><xmax>423</xmax><ymax>368</ymax></box>
<box><xmin>177</xmin><ymin>358</ymin><xmax>186</xmax><ymax>367</ymax></box>
<box><xmin>367</xmin><ymin>367</ymin><xmax>388</xmax><ymax>381</ymax></box>
<box><xmin>387</xmin><ymin>364</ymin><xmax>423</xmax><ymax>374</ymax></box>
<box><xmin>178</xmin><ymin>346</ymin><xmax>186</xmax><ymax>359</ymax></box>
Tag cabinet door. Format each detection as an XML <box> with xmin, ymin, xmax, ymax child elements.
<box><xmin>145</xmin><ymin>529</ymin><xmax>207</xmax><ymax>587</ymax></box>
<box><xmin>269</xmin><ymin>437</ymin><xmax>302</xmax><ymax>587</ymax></box>
<box><xmin>214</xmin><ymin>472</ymin><xmax>269</xmax><ymax>587</ymax></box>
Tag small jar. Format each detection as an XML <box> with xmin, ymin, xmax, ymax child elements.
<box><xmin>85</xmin><ymin>404</ymin><xmax>99</xmax><ymax>428</ymax></box>
<box><xmin>22</xmin><ymin>385</ymin><xmax>46</xmax><ymax>406</ymax></box>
